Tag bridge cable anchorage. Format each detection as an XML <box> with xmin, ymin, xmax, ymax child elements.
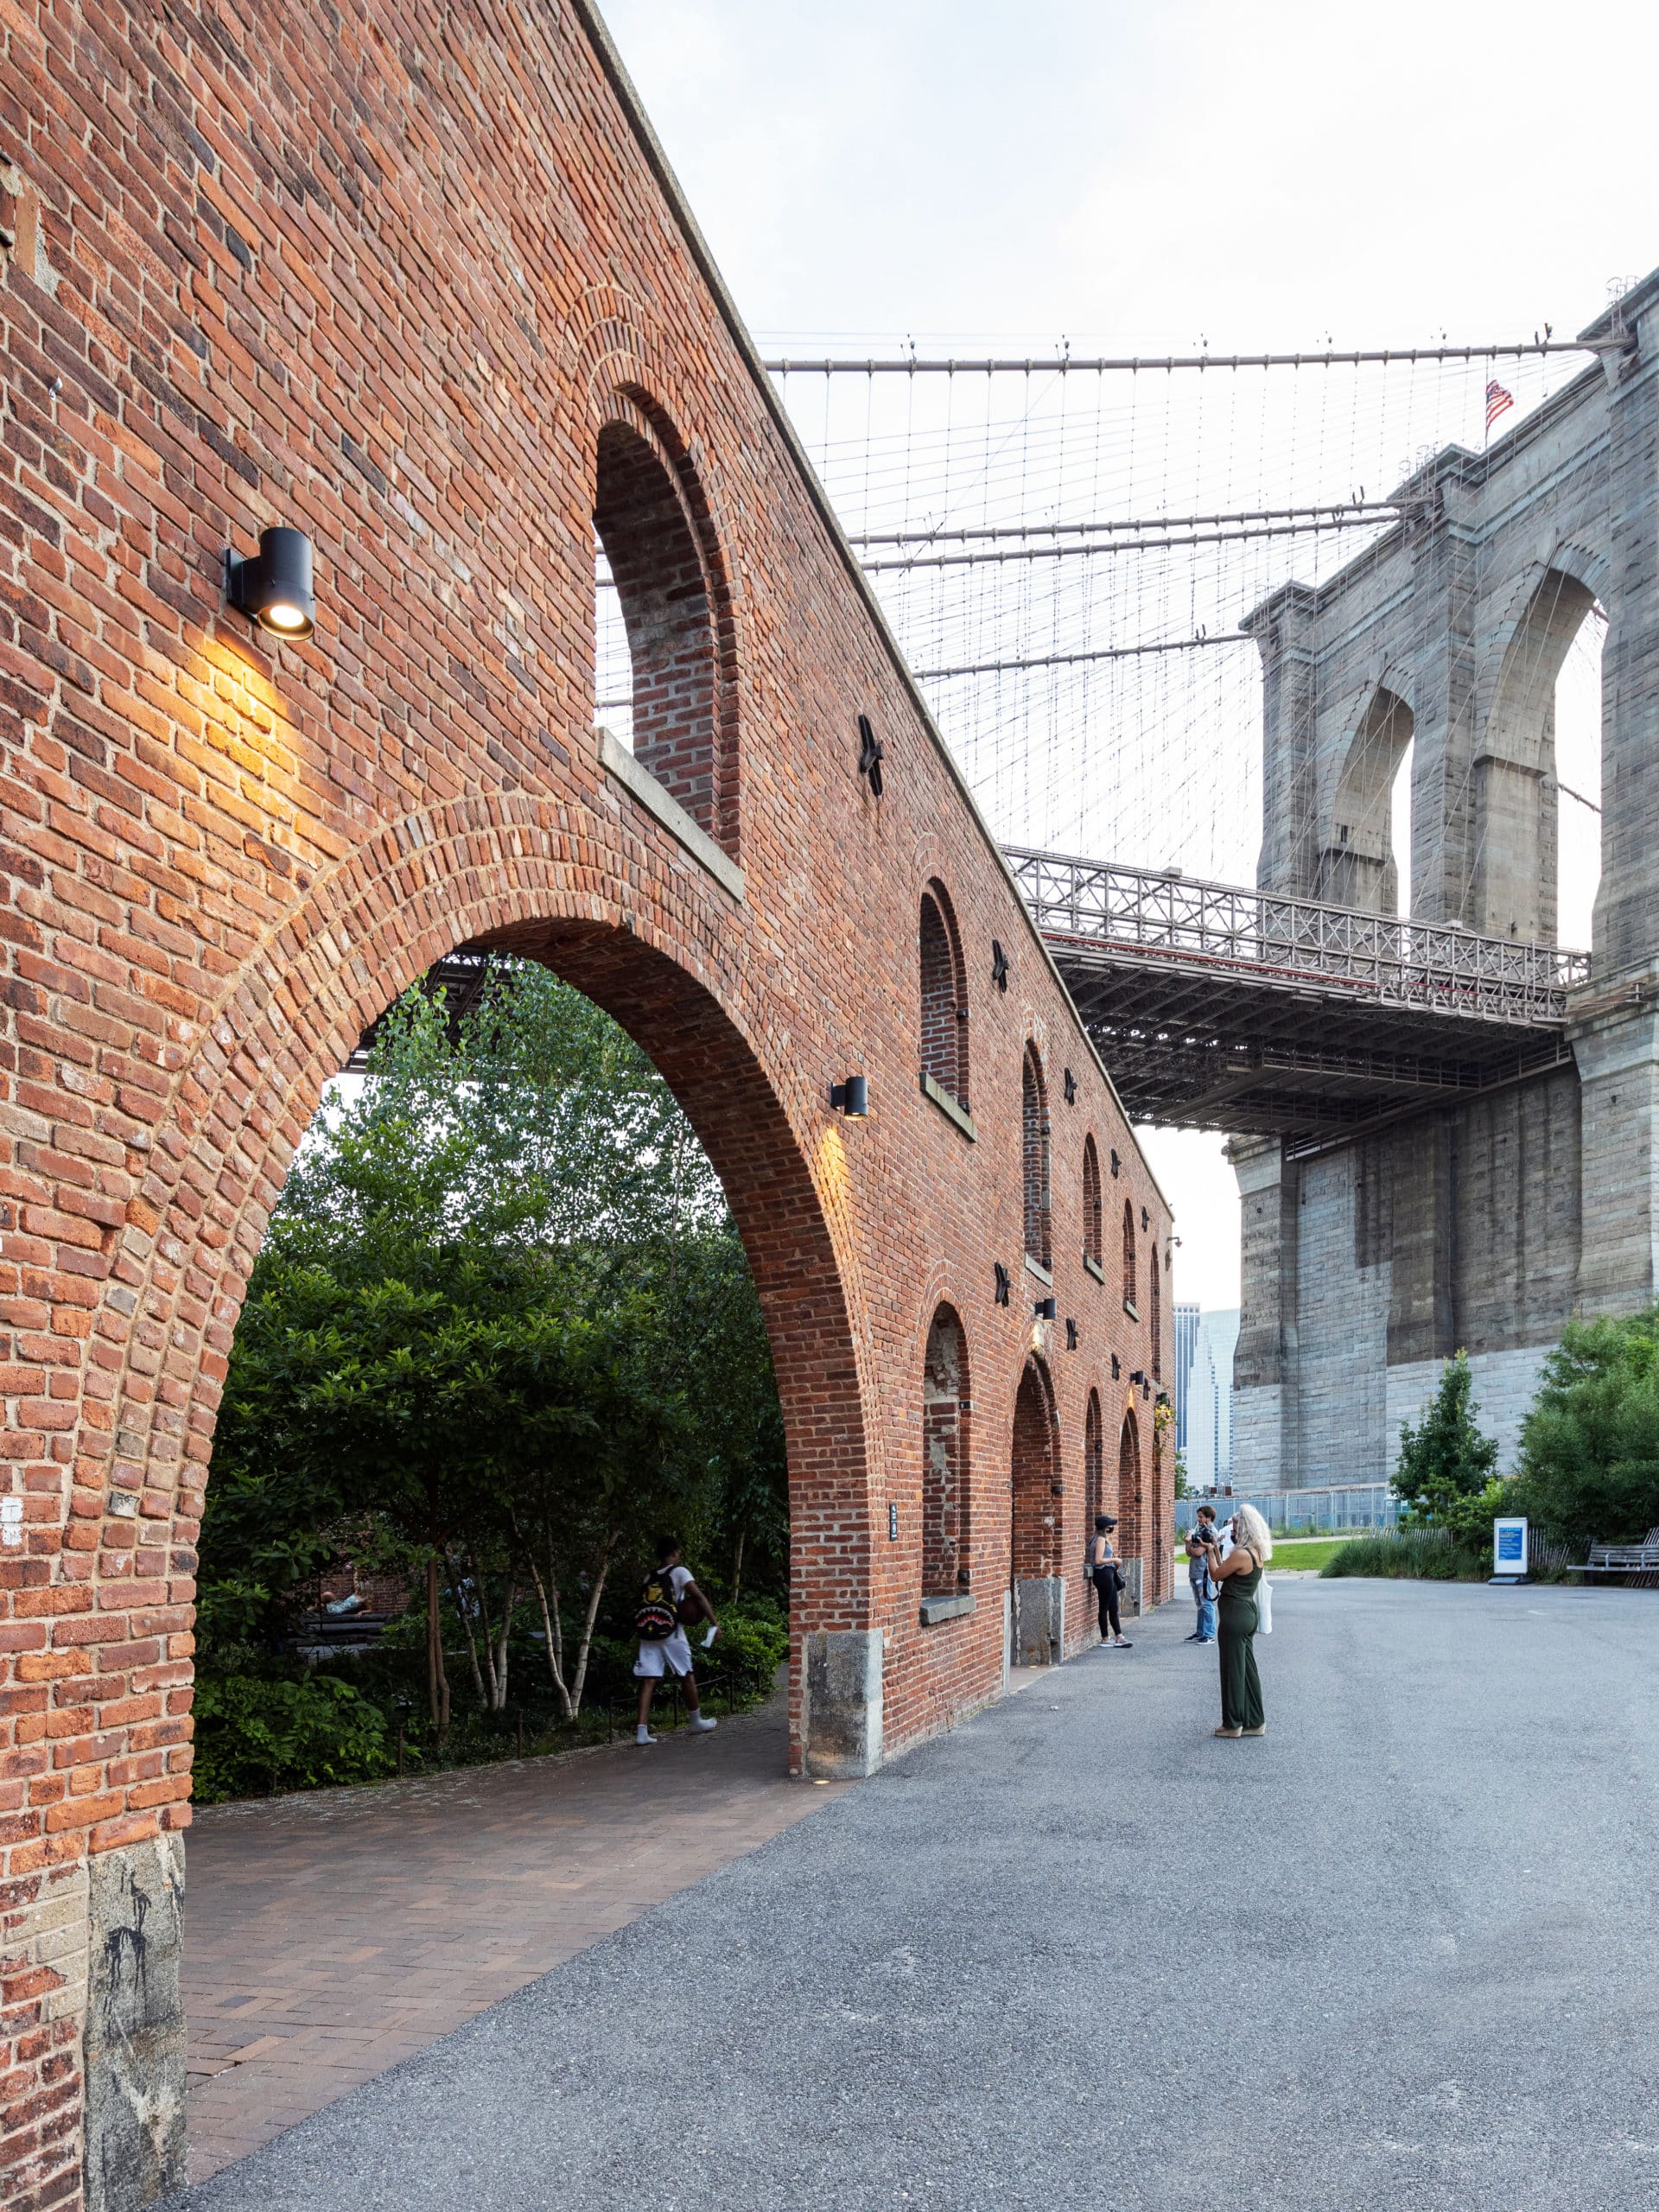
<box><xmin>861</xmin><ymin>514</ymin><xmax>1398</xmax><ymax>573</ymax></box>
<box><xmin>765</xmin><ymin>339</ymin><xmax>1624</xmax><ymax>375</ymax></box>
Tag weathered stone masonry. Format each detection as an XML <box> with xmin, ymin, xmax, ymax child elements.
<box><xmin>1234</xmin><ymin>275</ymin><xmax>1659</xmax><ymax>1491</ymax></box>
<box><xmin>0</xmin><ymin>3</ymin><xmax>1171</xmax><ymax>2203</ymax></box>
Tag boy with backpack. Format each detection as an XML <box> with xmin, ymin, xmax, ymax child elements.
<box><xmin>633</xmin><ymin>1537</ymin><xmax>721</xmax><ymax>1745</ymax></box>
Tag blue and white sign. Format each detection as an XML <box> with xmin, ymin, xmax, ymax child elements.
<box><xmin>1492</xmin><ymin>1515</ymin><xmax>1529</xmax><ymax>1581</ymax></box>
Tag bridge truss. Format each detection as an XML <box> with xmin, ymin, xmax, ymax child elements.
<box><xmin>1008</xmin><ymin>847</ymin><xmax>1589</xmax><ymax>1146</ymax></box>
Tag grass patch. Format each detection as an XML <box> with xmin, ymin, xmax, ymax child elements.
<box><xmin>1173</xmin><ymin>1535</ymin><xmax>1361</xmax><ymax>1575</ymax></box>
<box><xmin>1319</xmin><ymin>1529</ymin><xmax>1485</xmax><ymax>1580</ymax></box>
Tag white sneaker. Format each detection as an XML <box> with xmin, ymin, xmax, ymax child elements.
<box><xmin>688</xmin><ymin>1714</ymin><xmax>718</xmax><ymax>1733</ymax></box>
<box><xmin>635</xmin><ymin>1726</ymin><xmax>658</xmax><ymax>1745</ymax></box>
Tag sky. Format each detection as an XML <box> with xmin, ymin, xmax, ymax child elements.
<box><xmin>599</xmin><ymin>0</ymin><xmax>1659</xmax><ymax>1311</ymax></box>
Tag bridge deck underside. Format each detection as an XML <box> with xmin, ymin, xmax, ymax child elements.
<box><xmin>1048</xmin><ymin>938</ymin><xmax>1571</xmax><ymax>1142</ymax></box>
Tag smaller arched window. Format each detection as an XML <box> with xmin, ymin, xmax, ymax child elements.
<box><xmin>1122</xmin><ymin>1198</ymin><xmax>1136</xmax><ymax>1314</ymax></box>
<box><xmin>922</xmin><ymin>1305</ymin><xmax>971</xmax><ymax>1598</ymax></box>
<box><xmin>1150</xmin><ymin>1245</ymin><xmax>1162</xmax><ymax>1380</ymax></box>
<box><xmin>1022</xmin><ymin>1046</ymin><xmax>1052</xmax><ymax>1268</ymax></box>
<box><xmin>1082</xmin><ymin>1135</ymin><xmax>1103</xmax><ymax>1272</ymax></box>
<box><xmin>919</xmin><ymin>883</ymin><xmax>969</xmax><ymax>1109</ymax></box>
<box><xmin>1084</xmin><ymin>1389</ymin><xmax>1104</xmax><ymax>1531</ymax></box>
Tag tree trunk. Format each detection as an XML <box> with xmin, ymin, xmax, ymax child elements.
<box><xmin>492</xmin><ymin>1573</ymin><xmax>517</xmax><ymax>1712</ymax></box>
<box><xmin>528</xmin><ymin>1557</ymin><xmax>575</xmax><ymax>1720</ymax></box>
<box><xmin>468</xmin><ymin>1546</ymin><xmax>501</xmax><ymax>1708</ymax></box>
<box><xmin>569</xmin><ymin>1536</ymin><xmax>613</xmax><ymax>1716</ymax></box>
<box><xmin>731</xmin><ymin>1525</ymin><xmax>746</xmax><ymax>1605</ymax></box>
<box><xmin>425</xmin><ymin>1555</ymin><xmax>450</xmax><ymax>1735</ymax></box>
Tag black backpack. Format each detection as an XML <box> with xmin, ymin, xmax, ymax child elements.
<box><xmin>634</xmin><ymin>1564</ymin><xmax>683</xmax><ymax>1642</ymax></box>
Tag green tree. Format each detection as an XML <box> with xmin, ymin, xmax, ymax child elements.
<box><xmin>1507</xmin><ymin>1309</ymin><xmax>1659</xmax><ymax>1544</ymax></box>
<box><xmin>200</xmin><ymin>954</ymin><xmax>788</xmax><ymax>1783</ymax></box>
<box><xmin>1392</xmin><ymin>1351</ymin><xmax>1501</xmax><ymax>1548</ymax></box>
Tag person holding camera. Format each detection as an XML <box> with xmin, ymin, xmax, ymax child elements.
<box><xmin>1086</xmin><ymin>1514</ymin><xmax>1132</xmax><ymax>1648</ymax></box>
<box><xmin>1201</xmin><ymin>1500</ymin><xmax>1271</xmax><ymax>1738</ymax></box>
<box><xmin>1184</xmin><ymin>1503</ymin><xmax>1219</xmax><ymax>1643</ymax></box>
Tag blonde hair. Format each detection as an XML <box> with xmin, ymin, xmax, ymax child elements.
<box><xmin>1233</xmin><ymin>1502</ymin><xmax>1274</xmax><ymax>1561</ymax></box>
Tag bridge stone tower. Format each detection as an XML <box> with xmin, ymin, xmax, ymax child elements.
<box><xmin>1233</xmin><ymin>268</ymin><xmax>1659</xmax><ymax>1489</ymax></box>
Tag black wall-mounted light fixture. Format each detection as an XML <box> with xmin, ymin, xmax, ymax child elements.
<box><xmin>830</xmin><ymin>1076</ymin><xmax>868</xmax><ymax>1118</ymax></box>
<box><xmin>1065</xmin><ymin>1317</ymin><xmax>1078</xmax><ymax>1351</ymax></box>
<box><xmin>856</xmin><ymin>714</ymin><xmax>885</xmax><ymax>797</ymax></box>
<box><xmin>1110</xmin><ymin>1148</ymin><xmax>1121</xmax><ymax>1178</ymax></box>
<box><xmin>994</xmin><ymin>1262</ymin><xmax>1011</xmax><ymax>1306</ymax></box>
<box><xmin>1141</xmin><ymin>1205</ymin><xmax>1150</xmax><ymax>1231</ymax></box>
<box><xmin>226</xmin><ymin>526</ymin><xmax>316</xmax><ymax>639</ymax></box>
<box><xmin>1033</xmin><ymin>1295</ymin><xmax>1057</xmax><ymax>1322</ymax></box>
<box><xmin>1110</xmin><ymin>1353</ymin><xmax>1121</xmax><ymax>1380</ymax></box>
<box><xmin>1063</xmin><ymin>1068</ymin><xmax>1077</xmax><ymax>1104</ymax></box>
<box><xmin>1129</xmin><ymin>1368</ymin><xmax>1146</xmax><ymax>1389</ymax></box>
<box><xmin>991</xmin><ymin>939</ymin><xmax>1009</xmax><ymax>992</ymax></box>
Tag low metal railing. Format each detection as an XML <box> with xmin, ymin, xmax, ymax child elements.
<box><xmin>1006</xmin><ymin>847</ymin><xmax>1590</xmax><ymax>1026</ymax></box>
<box><xmin>1174</xmin><ymin>1485</ymin><xmax>1400</xmax><ymax>1535</ymax></box>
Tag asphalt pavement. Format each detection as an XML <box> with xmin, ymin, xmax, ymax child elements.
<box><xmin>166</xmin><ymin>1576</ymin><xmax>1659</xmax><ymax>2211</ymax></box>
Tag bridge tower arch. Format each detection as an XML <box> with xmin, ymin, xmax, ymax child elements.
<box><xmin>1321</xmin><ymin>684</ymin><xmax>1414</xmax><ymax>914</ymax></box>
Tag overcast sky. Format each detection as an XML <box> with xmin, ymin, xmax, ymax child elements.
<box><xmin>600</xmin><ymin>0</ymin><xmax>1656</xmax><ymax>1311</ymax></box>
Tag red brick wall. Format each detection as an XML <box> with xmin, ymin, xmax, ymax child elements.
<box><xmin>0</xmin><ymin>1</ymin><xmax>1173</xmax><ymax>2196</ymax></box>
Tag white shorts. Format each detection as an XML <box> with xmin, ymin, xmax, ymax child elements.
<box><xmin>633</xmin><ymin>1629</ymin><xmax>694</xmax><ymax>1679</ymax></box>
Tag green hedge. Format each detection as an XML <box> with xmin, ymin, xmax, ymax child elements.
<box><xmin>193</xmin><ymin>1671</ymin><xmax>395</xmax><ymax>1803</ymax></box>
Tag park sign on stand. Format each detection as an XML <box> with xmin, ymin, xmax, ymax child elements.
<box><xmin>1491</xmin><ymin>1515</ymin><xmax>1529</xmax><ymax>1586</ymax></box>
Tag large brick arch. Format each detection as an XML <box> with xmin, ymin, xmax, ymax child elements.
<box><xmin>0</xmin><ymin>2</ymin><xmax>1173</xmax><ymax>2198</ymax></box>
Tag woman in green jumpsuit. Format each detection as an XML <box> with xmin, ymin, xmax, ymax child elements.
<box><xmin>1201</xmin><ymin>1501</ymin><xmax>1272</xmax><ymax>1737</ymax></box>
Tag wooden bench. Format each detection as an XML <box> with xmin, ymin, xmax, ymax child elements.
<box><xmin>1575</xmin><ymin>1526</ymin><xmax>1659</xmax><ymax>1584</ymax></box>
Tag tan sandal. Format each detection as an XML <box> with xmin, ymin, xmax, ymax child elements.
<box><xmin>1241</xmin><ymin>1726</ymin><xmax>1266</xmax><ymax>1737</ymax></box>
<box><xmin>1213</xmin><ymin>1726</ymin><xmax>1242</xmax><ymax>1738</ymax></box>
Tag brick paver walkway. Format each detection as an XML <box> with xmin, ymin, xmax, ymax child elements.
<box><xmin>183</xmin><ymin>1685</ymin><xmax>839</xmax><ymax>2183</ymax></box>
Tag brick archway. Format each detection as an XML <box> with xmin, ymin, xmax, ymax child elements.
<box><xmin>1118</xmin><ymin>1410</ymin><xmax>1145</xmax><ymax>1586</ymax></box>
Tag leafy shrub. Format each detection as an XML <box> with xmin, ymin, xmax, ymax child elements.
<box><xmin>713</xmin><ymin>1596</ymin><xmax>789</xmax><ymax>1685</ymax></box>
<box><xmin>1506</xmin><ymin>1311</ymin><xmax>1659</xmax><ymax>1546</ymax></box>
<box><xmin>1393</xmin><ymin>1353</ymin><xmax>1500</xmax><ymax>1549</ymax></box>
<box><xmin>194</xmin><ymin>1670</ymin><xmax>395</xmax><ymax>1802</ymax></box>
<box><xmin>1320</xmin><ymin>1529</ymin><xmax>1484</xmax><ymax>1581</ymax></box>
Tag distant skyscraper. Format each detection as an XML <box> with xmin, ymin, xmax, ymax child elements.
<box><xmin>1172</xmin><ymin>1301</ymin><xmax>1201</xmax><ymax>1453</ymax></box>
<box><xmin>1185</xmin><ymin>1309</ymin><xmax>1240</xmax><ymax>1490</ymax></box>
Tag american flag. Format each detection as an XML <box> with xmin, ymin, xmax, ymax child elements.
<box><xmin>1485</xmin><ymin>378</ymin><xmax>1515</xmax><ymax>431</ymax></box>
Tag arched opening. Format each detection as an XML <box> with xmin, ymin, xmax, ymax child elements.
<box><xmin>1118</xmin><ymin>1409</ymin><xmax>1143</xmax><ymax>1589</ymax></box>
<box><xmin>1081</xmin><ymin>1134</ymin><xmax>1103</xmax><ymax>1272</ymax></box>
<box><xmin>1555</xmin><ymin>603</ymin><xmax>1605</xmax><ymax>950</ymax></box>
<box><xmin>919</xmin><ymin>881</ymin><xmax>969</xmax><ymax>1109</ymax></box>
<box><xmin>1022</xmin><ymin>1046</ymin><xmax>1051</xmax><ymax>1268</ymax></box>
<box><xmin>1122</xmin><ymin>1198</ymin><xmax>1137</xmax><ymax>1314</ymax></box>
<box><xmin>1084</xmin><ymin>1389</ymin><xmax>1104</xmax><ymax>1531</ymax></box>
<box><xmin>922</xmin><ymin>1305</ymin><xmax>971</xmax><ymax>1599</ymax></box>
<box><xmin>1475</xmin><ymin>567</ymin><xmax>1600</xmax><ymax>941</ymax></box>
<box><xmin>1322</xmin><ymin>684</ymin><xmax>1414</xmax><ymax>914</ymax></box>
<box><xmin>1010</xmin><ymin>1357</ymin><xmax>1061</xmax><ymax>1665</ymax></box>
<box><xmin>593</xmin><ymin>416</ymin><xmax>737</xmax><ymax>854</ymax></box>
<box><xmin>149</xmin><ymin>903</ymin><xmax>872</xmax><ymax>2177</ymax></box>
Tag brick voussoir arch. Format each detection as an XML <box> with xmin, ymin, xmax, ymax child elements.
<box><xmin>86</xmin><ymin>801</ymin><xmax>876</xmax><ymax>1659</ymax></box>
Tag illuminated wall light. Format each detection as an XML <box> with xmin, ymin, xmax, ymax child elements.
<box><xmin>830</xmin><ymin>1076</ymin><xmax>868</xmax><ymax>1119</ymax></box>
<box><xmin>226</xmin><ymin>526</ymin><xmax>316</xmax><ymax>639</ymax></box>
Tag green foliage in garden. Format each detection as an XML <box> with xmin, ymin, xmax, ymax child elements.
<box><xmin>1319</xmin><ymin>1529</ymin><xmax>1485</xmax><ymax>1581</ymax></box>
<box><xmin>1505</xmin><ymin>1308</ymin><xmax>1659</xmax><ymax>1545</ymax></box>
<box><xmin>195</xmin><ymin>959</ymin><xmax>790</xmax><ymax>1796</ymax></box>
<box><xmin>192</xmin><ymin>1671</ymin><xmax>394</xmax><ymax>1802</ymax></box>
<box><xmin>1392</xmin><ymin>1351</ymin><xmax>1502</xmax><ymax>1549</ymax></box>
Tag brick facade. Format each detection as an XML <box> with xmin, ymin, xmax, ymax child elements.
<box><xmin>0</xmin><ymin>2</ymin><xmax>1173</xmax><ymax>2200</ymax></box>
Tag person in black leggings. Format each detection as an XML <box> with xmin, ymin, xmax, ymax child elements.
<box><xmin>1087</xmin><ymin>1514</ymin><xmax>1132</xmax><ymax>1647</ymax></box>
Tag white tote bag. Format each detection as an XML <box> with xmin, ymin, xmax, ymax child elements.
<box><xmin>1256</xmin><ymin>1573</ymin><xmax>1273</xmax><ymax>1636</ymax></box>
